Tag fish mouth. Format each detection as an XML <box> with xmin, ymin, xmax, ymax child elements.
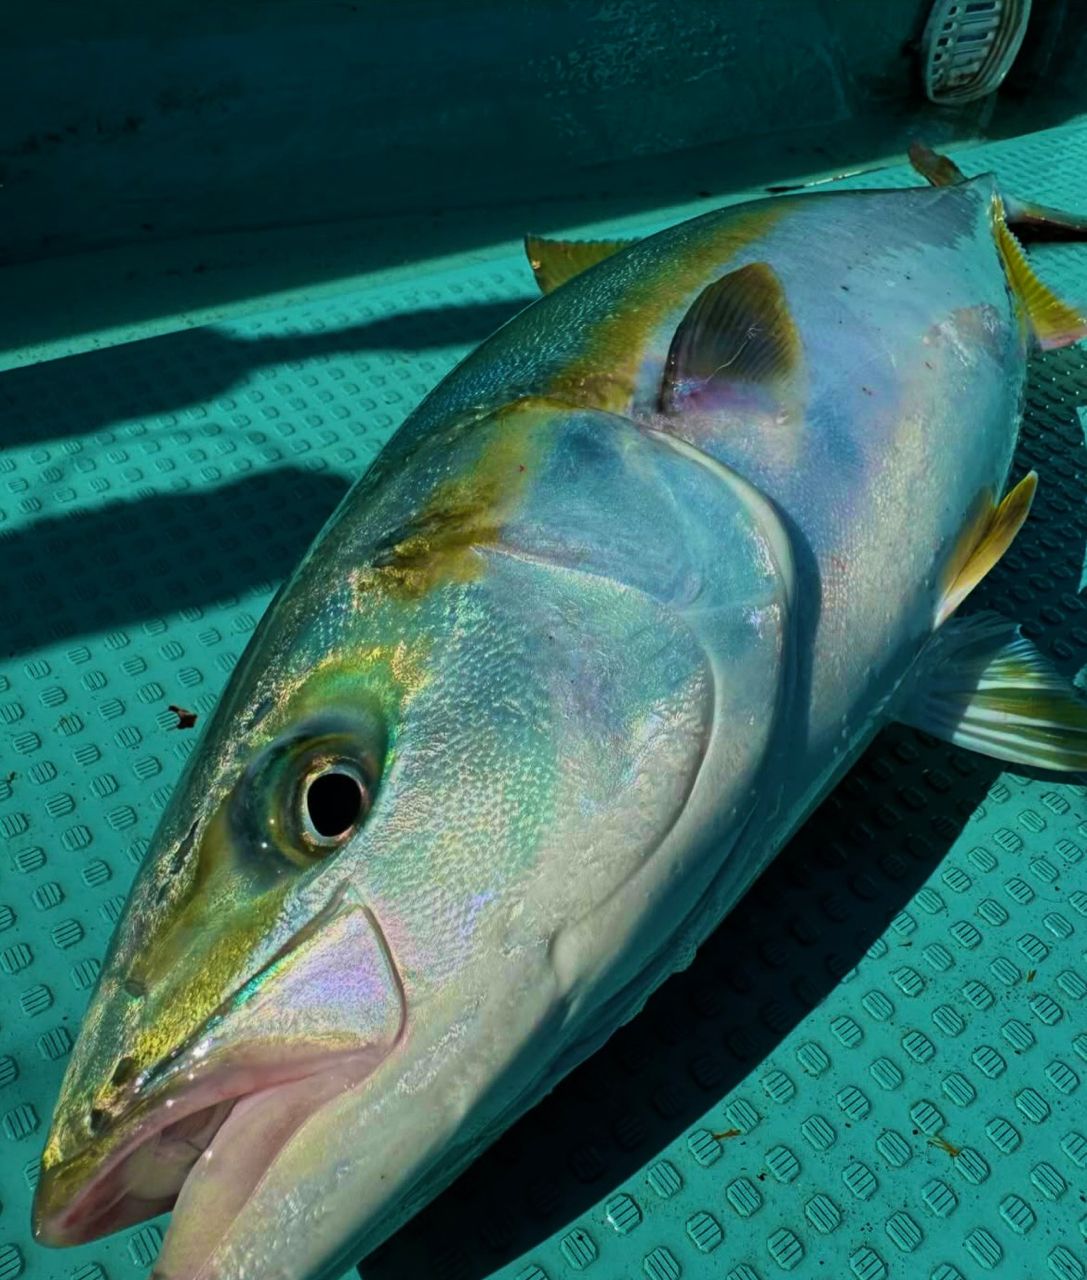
<box><xmin>34</xmin><ymin>892</ymin><xmax>406</xmax><ymax>1272</ymax></box>
<box><xmin>33</xmin><ymin>1048</ymin><xmax>377</xmax><ymax>1248</ymax></box>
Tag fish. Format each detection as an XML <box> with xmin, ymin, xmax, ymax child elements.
<box><xmin>33</xmin><ymin>146</ymin><xmax>1087</xmax><ymax>1280</ymax></box>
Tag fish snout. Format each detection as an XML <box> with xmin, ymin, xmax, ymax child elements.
<box><xmin>34</xmin><ymin>893</ymin><xmax>405</xmax><ymax>1253</ymax></box>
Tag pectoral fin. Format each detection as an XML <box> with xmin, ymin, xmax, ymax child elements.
<box><xmin>937</xmin><ymin>471</ymin><xmax>1037</xmax><ymax>626</ymax></box>
<box><xmin>1001</xmin><ymin>195</ymin><xmax>1087</xmax><ymax>242</ymax></box>
<box><xmin>899</xmin><ymin>612</ymin><xmax>1087</xmax><ymax>772</ymax></box>
<box><xmin>524</xmin><ymin>235</ymin><xmax>637</xmax><ymax>294</ymax></box>
<box><xmin>659</xmin><ymin>262</ymin><xmax>801</xmax><ymax>414</ymax></box>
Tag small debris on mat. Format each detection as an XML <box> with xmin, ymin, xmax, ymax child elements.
<box><xmin>167</xmin><ymin>705</ymin><xmax>198</xmax><ymax>730</ymax></box>
<box><xmin>928</xmin><ymin>1134</ymin><xmax>962</xmax><ymax>1158</ymax></box>
<box><xmin>712</xmin><ymin>1127</ymin><xmax>743</xmax><ymax>1141</ymax></box>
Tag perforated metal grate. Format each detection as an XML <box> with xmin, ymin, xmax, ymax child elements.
<box><xmin>921</xmin><ymin>0</ymin><xmax>1032</xmax><ymax>104</ymax></box>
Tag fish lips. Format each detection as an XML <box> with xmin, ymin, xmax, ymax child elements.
<box><xmin>33</xmin><ymin>888</ymin><xmax>405</xmax><ymax>1254</ymax></box>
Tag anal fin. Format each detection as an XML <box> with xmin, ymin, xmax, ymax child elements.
<box><xmin>899</xmin><ymin>612</ymin><xmax>1087</xmax><ymax>772</ymax></box>
<box><xmin>937</xmin><ymin>471</ymin><xmax>1037</xmax><ymax>626</ymax></box>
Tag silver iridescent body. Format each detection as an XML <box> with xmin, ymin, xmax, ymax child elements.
<box><xmin>34</xmin><ymin>161</ymin><xmax>1086</xmax><ymax>1280</ymax></box>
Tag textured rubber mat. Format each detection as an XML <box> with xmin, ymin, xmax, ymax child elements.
<box><xmin>2</xmin><ymin>121</ymin><xmax>1087</xmax><ymax>1280</ymax></box>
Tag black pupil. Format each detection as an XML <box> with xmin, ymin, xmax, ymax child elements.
<box><xmin>306</xmin><ymin>770</ymin><xmax>363</xmax><ymax>839</ymax></box>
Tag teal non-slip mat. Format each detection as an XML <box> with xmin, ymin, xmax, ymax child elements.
<box><xmin>2</xmin><ymin>122</ymin><xmax>1087</xmax><ymax>1280</ymax></box>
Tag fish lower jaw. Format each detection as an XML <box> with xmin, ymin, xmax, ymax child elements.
<box><xmin>32</xmin><ymin>1047</ymin><xmax>378</xmax><ymax>1260</ymax></box>
<box><xmin>36</xmin><ymin>1096</ymin><xmax>239</xmax><ymax>1247</ymax></box>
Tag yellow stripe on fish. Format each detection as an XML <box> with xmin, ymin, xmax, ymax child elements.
<box><xmin>539</xmin><ymin>201</ymin><xmax>791</xmax><ymax>413</ymax></box>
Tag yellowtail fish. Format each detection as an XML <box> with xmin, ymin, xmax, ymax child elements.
<box><xmin>33</xmin><ymin>147</ymin><xmax>1087</xmax><ymax>1280</ymax></box>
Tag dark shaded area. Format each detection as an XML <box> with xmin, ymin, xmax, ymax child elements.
<box><xmin>361</xmin><ymin>343</ymin><xmax>1087</xmax><ymax>1280</ymax></box>
<box><xmin>0</xmin><ymin>0</ymin><xmax>1076</xmax><ymax>267</ymax></box>
<box><xmin>4</xmin><ymin>0</ymin><xmax>1087</xmax><ymax>270</ymax></box>
<box><xmin>0</xmin><ymin>468</ymin><xmax>349</xmax><ymax>658</ymax></box>
<box><xmin>3</xmin><ymin>2</ymin><xmax>1086</xmax><ymax>362</ymax></box>
<box><xmin>0</xmin><ymin>298</ymin><xmax>529</xmax><ymax>446</ymax></box>
<box><xmin>1000</xmin><ymin>0</ymin><xmax>1086</xmax><ymax>114</ymax></box>
<box><xmin>360</xmin><ymin>732</ymin><xmax>1001</xmax><ymax>1280</ymax></box>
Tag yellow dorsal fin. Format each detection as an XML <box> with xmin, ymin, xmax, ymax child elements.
<box><xmin>937</xmin><ymin>471</ymin><xmax>1038</xmax><ymax>626</ymax></box>
<box><xmin>908</xmin><ymin>141</ymin><xmax>967</xmax><ymax>187</ymax></box>
<box><xmin>993</xmin><ymin>200</ymin><xmax>1087</xmax><ymax>350</ymax></box>
<box><xmin>523</xmin><ymin>235</ymin><xmax>636</xmax><ymax>294</ymax></box>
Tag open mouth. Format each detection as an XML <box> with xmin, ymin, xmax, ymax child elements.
<box><xmin>35</xmin><ymin>892</ymin><xmax>406</xmax><ymax>1276</ymax></box>
<box><xmin>34</xmin><ymin>1047</ymin><xmax>379</xmax><ymax>1249</ymax></box>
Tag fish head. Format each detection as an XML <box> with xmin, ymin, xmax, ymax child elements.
<box><xmin>34</xmin><ymin>397</ymin><xmax>793</xmax><ymax>1278</ymax></box>
<box><xmin>31</xmin><ymin>611</ymin><xmax>411</xmax><ymax>1249</ymax></box>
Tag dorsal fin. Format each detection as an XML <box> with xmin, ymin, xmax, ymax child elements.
<box><xmin>660</xmin><ymin>262</ymin><xmax>800</xmax><ymax>414</ymax></box>
<box><xmin>937</xmin><ymin>471</ymin><xmax>1037</xmax><ymax>626</ymax></box>
<box><xmin>992</xmin><ymin>202</ymin><xmax>1087</xmax><ymax>350</ymax></box>
<box><xmin>523</xmin><ymin>235</ymin><xmax>636</xmax><ymax>294</ymax></box>
<box><xmin>910</xmin><ymin>141</ymin><xmax>1087</xmax><ymax>242</ymax></box>
<box><xmin>908</xmin><ymin>140</ymin><xmax>967</xmax><ymax>187</ymax></box>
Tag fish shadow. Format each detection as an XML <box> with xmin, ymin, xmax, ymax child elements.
<box><xmin>361</xmin><ymin>342</ymin><xmax>1087</xmax><ymax>1280</ymax></box>
<box><xmin>360</xmin><ymin>732</ymin><xmax>1001</xmax><ymax>1280</ymax></box>
<box><xmin>0</xmin><ymin>296</ymin><xmax>527</xmax><ymax>654</ymax></box>
<box><xmin>0</xmin><ymin>298</ymin><xmax>528</xmax><ymax>447</ymax></box>
<box><xmin>0</xmin><ymin>469</ymin><xmax>350</xmax><ymax>659</ymax></box>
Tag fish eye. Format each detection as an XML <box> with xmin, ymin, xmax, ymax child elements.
<box><xmin>299</xmin><ymin>762</ymin><xmax>370</xmax><ymax>851</ymax></box>
<box><xmin>233</xmin><ymin>715</ymin><xmax>385</xmax><ymax>870</ymax></box>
